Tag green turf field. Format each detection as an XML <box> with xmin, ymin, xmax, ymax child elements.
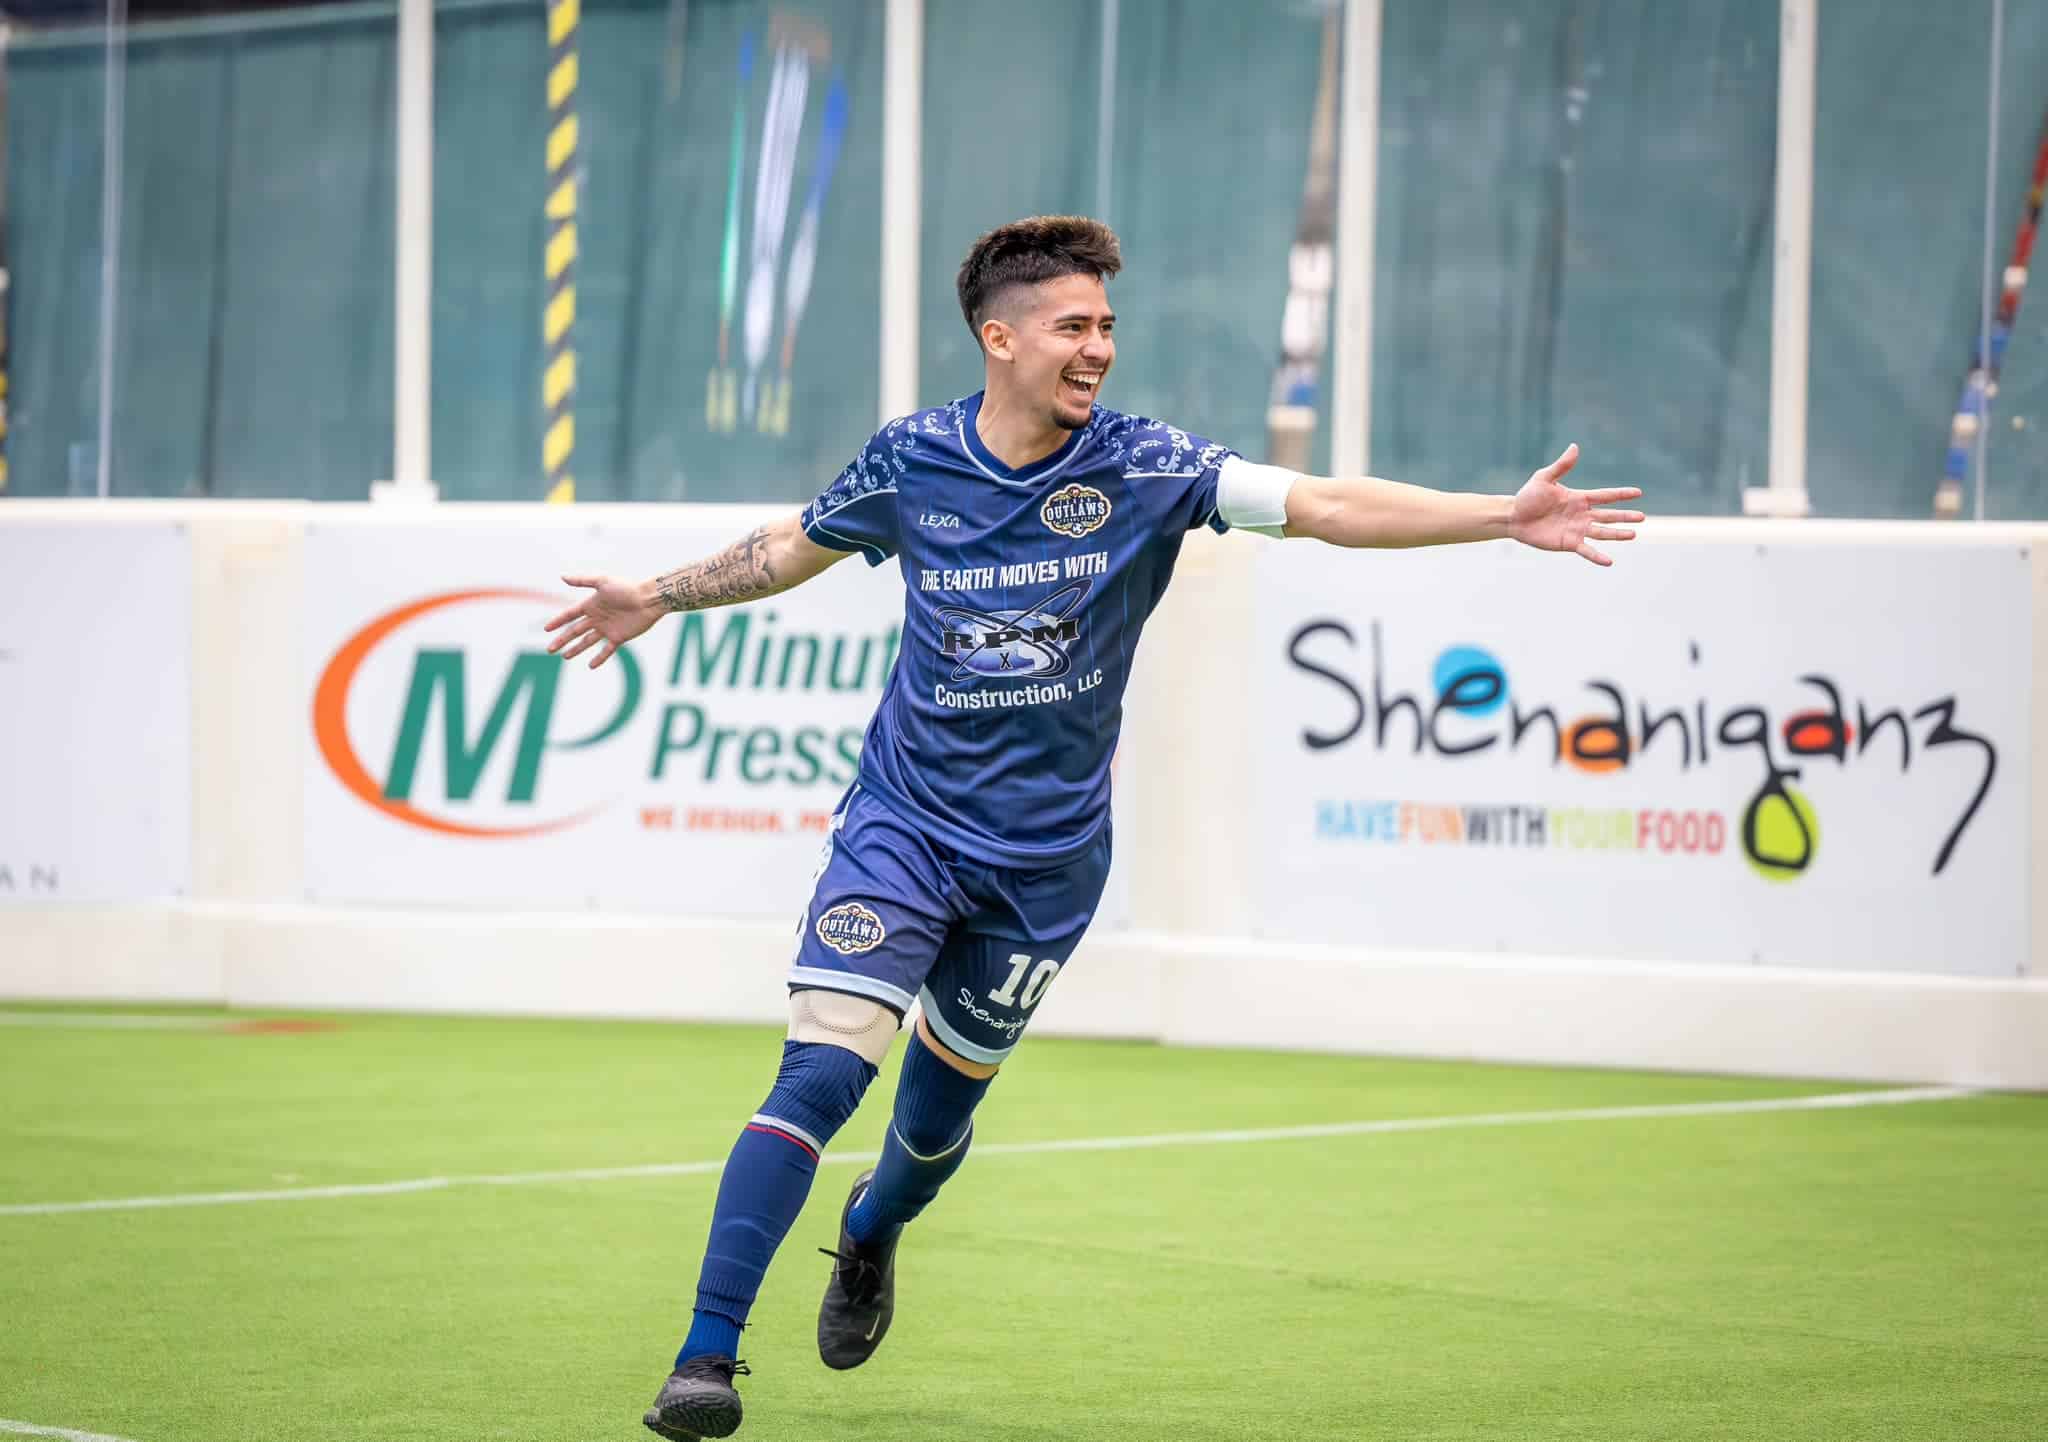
<box><xmin>1</xmin><ymin>1006</ymin><xmax>2042</xmax><ymax>1442</ymax></box>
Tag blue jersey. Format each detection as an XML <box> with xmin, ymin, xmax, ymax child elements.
<box><xmin>801</xmin><ymin>391</ymin><xmax>1238</xmax><ymax>868</ymax></box>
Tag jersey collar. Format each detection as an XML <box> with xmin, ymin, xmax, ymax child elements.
<box><xmin>959</xmin><ymin>391</ymin><xmax>1089</xmax><ymax>488</ymax></box>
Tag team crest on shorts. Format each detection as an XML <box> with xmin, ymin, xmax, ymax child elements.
<box><xmin>1040</xmin><ymin>484</ymin><xmax>1112</xmax><ymax>539</ymax></box>
<box><xmin>816</xmin><ymin>902</ymin><xmax>887</xmax><ymax>955</ymax></box>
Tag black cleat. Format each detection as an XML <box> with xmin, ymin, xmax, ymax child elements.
<box><xmin>643</xmin><ymin>1354</ymin><xmax>749</xmax><ymax>1440</ymax></box>
<box><xmin>817</xmin><ymin>1168</ymin><xmax>899</xmax><ymax>1370</ymax></box>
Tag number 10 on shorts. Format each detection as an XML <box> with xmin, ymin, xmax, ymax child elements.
<box><xmin>988</xmin><ymin>953</ymin><xmax>1063</xmax><ymax>1010</ymax></box>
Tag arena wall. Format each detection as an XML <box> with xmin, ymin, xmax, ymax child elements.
<box><xmin>4</xmin><ymin>502</ymin><xmax>2043</xmax><ymax>1087</ymax></box>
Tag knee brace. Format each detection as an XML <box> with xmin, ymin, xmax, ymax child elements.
<box><xmin>787</xmin><ymin>988</ymin><xmax>900</xmax><ymax>1066</ymax></box>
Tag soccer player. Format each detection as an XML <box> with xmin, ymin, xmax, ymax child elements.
<box><xmin>543</xmin><ymin>216</ymin><xmax>1644</xmax><ymax>1440</ymax></box>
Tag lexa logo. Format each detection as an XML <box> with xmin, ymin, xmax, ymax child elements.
<box><xmin>935</xmin><ymin>580</ymin><xmax>1089</xmax><ymax>681</ymax></box>
<box><xmin>919</xmin><ymin>512</ymin><xmax>962</xmax><ymax>529</ymax></box>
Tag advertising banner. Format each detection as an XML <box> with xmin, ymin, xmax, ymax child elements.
<box><xmin>0</xmin><ymin>522</ymin><xmax>191</xmax><ymax>904</ymax></box>
<box><xmin>304</xmin><ymin>522</ymin><xmax>1133</xmax><ymax>924</ymax></box>
<box><xmin>1253</xmin><ymin>540</ymin><xmax>2030</xmax><ymax>976</ymax></box>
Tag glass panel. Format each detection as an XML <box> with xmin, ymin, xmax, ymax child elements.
<box><xmin>1373</xmin><ymin>0</ymin><xmax>1777</xmax><ymax>511</ymax></box>
<box><xmin>1813</xmin><ymin>1</ymin><xmax>1983</xmax><ymax>518</ymax></box>
<box><xmin>920</xmin><ymin>0</ymin><xmax>1334</xmax><ymax>472</ymax></box>
<box><xmin>9</xmin><ymin>1</ymin><xmax>399</xmax><ymax>495</ymax></box>
<box><xmin>204</xmin><ymin>11</ymin><xmax>397</xmax><ymax>500</ymax></box>
<box><xmin>435</xmin><ymin>0</ymin><xmax>885</xmax><ymax>503</ymax></box>
<box><xmin>23</xmin><ymin>0</ymin><xmax>2045</xmax><ymax>516</ymax></box>
<box><xmin>1941</xmin><ymin>0</ymin><xmax>2039</xmax><ymax>518</ymax></box>
<box><xmin>4</xmin><ymin>0</ymin><xmax>114</xmax><ymax>496</ymax></box>
<box><xmin>1967</xmin><ymin>2</ymin><xmax>2048</xmax><ymax>521</ymax></box>
<box><xmin>4</xmin><ymin>1</ymin><xmax>394</xmax><ymax>499</ymax></box>
<box><xmin>3</xmin><ymin>0</ymin><xmax>885</xmax><ymax>503</ymax></box>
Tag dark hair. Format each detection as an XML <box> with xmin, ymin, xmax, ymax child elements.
<box><xmin>956</xmin><ymin>215</ymin><xmax>1123</xmax><ymax>346</ymax></box>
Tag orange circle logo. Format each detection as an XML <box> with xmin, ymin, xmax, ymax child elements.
<box><xmin>312</xmin><ymin>589</ymin><xmax>618</xmax><ymax>838</ymax></box>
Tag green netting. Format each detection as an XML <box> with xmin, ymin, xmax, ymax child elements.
<box><xmin>6</xmin><ymin>12</ymin><xmax>396</xmax><ymax>498</ymax></box>
<box><xmin>432</xmin><ymin>0</ymin><xmax>883</xmax><ymax>502</ymax></box>
<box><xmin>5</xmin><ymin>0</ymin><xmax>2047</xmax><ymax>515</ymax></box>
<box><xmin>3</xmin><ymin>0</ymin><xmax>884</xmax><ymax>502</ymax></box>
<box><xmin>6</xmin><ymin>33</ymin><xmax>118</xmax><ymax>495</ymax></box>
<box><xmin>1810</xmin><ymin>0</ymin><xmax>2048</xmax><ymax>520</ymax></box>
<box><xmin>1372</xmin><ymin>0</ymin><xmax>1776</xmax><ymax>511</ymax></box>
<box><xmin>920</xmin><ymin>0</ymin><xmax>1331</xmax><ymax>471</ymax></box>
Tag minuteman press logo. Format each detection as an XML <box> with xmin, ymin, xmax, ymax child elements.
<box><xmin>311</xmin><ymin>585</ymin><xmax>899</xmax><ymax>840</ymax></box>
<box><xmin>313</xmin><ymin>590</ymin><xmax>643</xmax><ymax>838</ymax></box>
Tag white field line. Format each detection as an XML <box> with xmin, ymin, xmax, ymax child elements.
<box><xmin>1</xmin><ymin>1421</ymin><xmax>144</xmax><ymax>1441</ymax></box>
<box><xmin>0</xmin><ymin>1086</ymin><xmax>1973</xmax><ymax>1220</ymax></box>
<box><xmin>0</xmin><ymin>1012</ymin><xmax>227</xmax><ymax>1031</ymax></box>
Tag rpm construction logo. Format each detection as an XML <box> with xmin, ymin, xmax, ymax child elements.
<box><xmin>1284</xmin><ymin>620</ymin><xmax>2001</xmax><ymax>883</ymax></box>
<box><xmin>312</xmin><ymin>590</ymin><xmax>897</xmax><ymax>839</ymax></box>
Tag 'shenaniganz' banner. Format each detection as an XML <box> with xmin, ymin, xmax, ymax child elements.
<box><xmin>1253</xmin><ymin>539</ymin><xmax>2029</xmax><ymax>977</ymax></box>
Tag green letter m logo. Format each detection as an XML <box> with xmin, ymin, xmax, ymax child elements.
<box><xmin>384</xmin><ymin>650</ymin><xmax>561</xmax><ymax>805</ymax></box>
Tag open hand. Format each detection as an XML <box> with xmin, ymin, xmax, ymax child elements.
<box><xmin>543</xmin><ymin>574</ymin><xmax>661</xmax><ymax>669</ymax></box>
<box><xmin>1509</xmin><ymin>444</ymin><xmax>1645</xmax><ymax>566</ymax></box>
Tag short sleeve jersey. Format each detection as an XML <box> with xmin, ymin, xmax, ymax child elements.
<box><xmin>801</xmin><ymin>391</ymin><xmax>1237</xmax><ymax>868</ymax></box>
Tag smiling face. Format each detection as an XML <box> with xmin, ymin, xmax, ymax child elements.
<box><xmin>980</xmin><ymin>272</ymin><xmax>1116</xmax><ymax>432</ymax></box>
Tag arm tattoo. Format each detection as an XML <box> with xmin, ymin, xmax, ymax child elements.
<box><xmin>653</xmin><ymin>525</ymin><xmax>792</xmax><ymax>613</ymax></box>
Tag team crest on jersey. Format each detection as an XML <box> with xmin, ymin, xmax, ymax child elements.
<box><xmin>1040</xmin><ymin>484</ymin><xmax>1112</xmax><ymax>539</ymax></box>
<box><xmin>816</xmin><ymin>902</ymin><xmax>886</xmax><ymax>955</ymax></box>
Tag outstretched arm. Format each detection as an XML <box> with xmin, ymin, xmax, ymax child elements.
<box><xmin>544</xmin><ymin>510</ymin><xmax>846</xmax><ymax>668</ymax></box>
<box><xmin>1278</xmin><ymin>444</ymin><xmax>1645</xmax><ymax>566</ymax></box>
<box><xmin>646</xmin><ymin>512</ymin><xmax>843</xmax><ymax>611</ymax></box>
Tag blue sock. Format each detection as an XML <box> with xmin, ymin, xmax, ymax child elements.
<box><xmin>676</xmin><ymin>1039</ymin><xmax>876</xmax><ymax>1367</ymax></box>
<box><xmin>845</xmin><ymin>1028</ymin><xmax>992</xmax><ymax>1246</ymax></box>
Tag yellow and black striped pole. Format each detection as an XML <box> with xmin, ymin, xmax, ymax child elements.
<box><xmin>542</xmin><ymin>0</ymin><xmax>579</xmax><ymax>504</ymax></box>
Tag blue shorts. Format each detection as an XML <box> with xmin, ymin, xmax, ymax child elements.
<box><xmin>790</xmin><ymin>785</ymin><xmax>1111</xmax><ymax>1065</ymax></box>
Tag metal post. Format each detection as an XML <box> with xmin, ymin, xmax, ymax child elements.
<box><xmin>880</xmin><ymin>0</ymin><xmax>920</xmax><ymax>423</ymax></box>
<box><xmin>1974</xmin><ymin>0</ymin><xmax>2004</xmax><ymax>523</ymax></box>
<box><xmin>1331</xmin><ymin>0</ymin><xmax>1379</xmax><ymax>478</ymax></box>
<box><xmin>0</xmin><ymin>23</ymin><xmax>12</xmax><ymax>496</ymax></box>
<box><xmin>1750</xmin><ymin>0</ymin><xmax>1815</xmax><ymax>517</ymax></box>
<box><xmin>1095</xmin><ymin>0</ymin><xmax>1118</xmax><ymax>222</ymax></box>
<box><xmin>381</xmin><ymin>0</ymin><xmax>437</xmax><ymax>501</ymax></box>
<box><xmin>95</xmin><ymin>0</ymin><xmax>128</xmax><ymax>499</ymax></box>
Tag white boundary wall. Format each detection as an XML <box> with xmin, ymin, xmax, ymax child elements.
<box><xmin>3</xmin><ymin>501</ymin><xmax>2045</xmax><ymax>1088</ymax></box>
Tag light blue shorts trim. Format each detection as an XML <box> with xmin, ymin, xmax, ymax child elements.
<box><xmin>787</xmin><ymin>966</ymin><xmax>916</xmax><ymax>1016</ymax></box>
<box><xmin>917</xmin><ymin>985</ymin><xmax>1022</xmax><ymax>1065</ymax></box>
